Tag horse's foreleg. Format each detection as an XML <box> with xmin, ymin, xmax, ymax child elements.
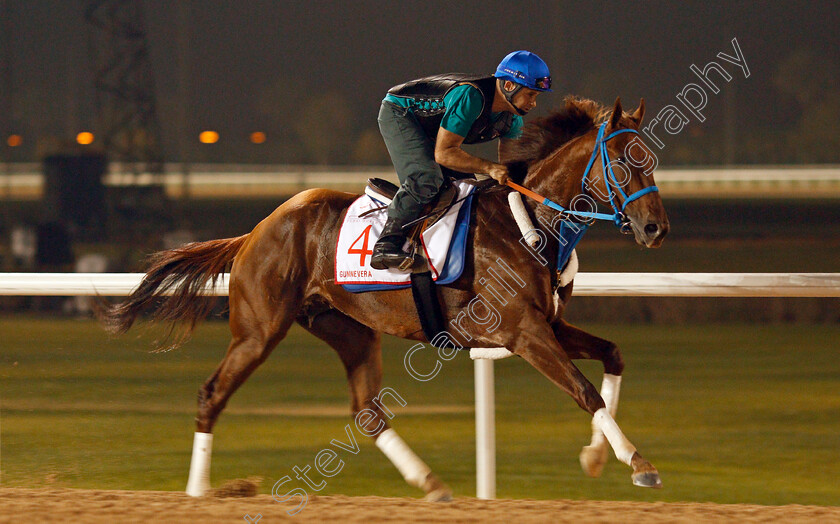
<box><xmin>302</xmin><ymin>309</ymin><xmax>452</xmax><ymax>501</ymax></box>
<box><xmin>578</xmin><ymin>374</ymin><xmax>621</xmax><ymax>477</ymax></box>
<box><xmin>512</xmin><ymin>326</ymin><xmax>661</xmax><ymax>488</ymax></box>
<box><xmin>552</xmin><ymin>320</ymin><xmax>624</xmax><ymax>478</ymax></box>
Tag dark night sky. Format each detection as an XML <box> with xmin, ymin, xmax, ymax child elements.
<box><xmin>1</xmin><ymin>0</ymin><xmax>839</xmax><ymax>164</ymax></box>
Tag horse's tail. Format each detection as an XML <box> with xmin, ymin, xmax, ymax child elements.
<box><xmin>97</xmin><ymin>234</ymin><xmax>249</xmax><ymax>351</ymax></box>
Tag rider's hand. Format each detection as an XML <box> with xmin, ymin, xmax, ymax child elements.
<box><xmin>486</xmin><ymin>163</ymin><xmax>510</xmax><ymax>185</ymax></box>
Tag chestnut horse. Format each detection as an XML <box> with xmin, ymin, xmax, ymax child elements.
<box><xmin>99</xmin><ymin>96</ymin><xmax>669</xmax><ymax>500</ymax></box>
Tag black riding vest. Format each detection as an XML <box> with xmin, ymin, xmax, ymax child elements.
<box><xmin>387</xmin><ymin>73</ymin><xmax>514</xmax><ymax>144</ymax></box>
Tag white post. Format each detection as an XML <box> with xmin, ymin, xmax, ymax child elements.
<box><xmin>474</xmin><ymin>358</ymin><xmax>496</xmax><ymax>499</ymax></box>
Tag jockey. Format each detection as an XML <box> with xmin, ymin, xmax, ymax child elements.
<box><xmin>370</xmin><ymin>50</ymin><xmax>552</xmax><ymax>270</ymax></box>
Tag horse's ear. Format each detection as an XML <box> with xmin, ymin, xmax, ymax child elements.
<box><xmin>609</xmin><ymin>97</ymin><xmax>623</xmax><ymax>129</ymax></box>
<box><xmin>630</xmin><ymin>98</ymin><xmax>646</xmax><ymax>128</ymax></box>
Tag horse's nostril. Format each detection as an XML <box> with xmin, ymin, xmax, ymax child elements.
<box><xmin>644</xmin><ymin>223</ymin><xmax>659</xmax><ymax>236</ymax></box>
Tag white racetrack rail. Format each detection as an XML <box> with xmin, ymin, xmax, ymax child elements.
<box><xmin>0</xmin><ymin>272</ymin><xmax>838</xmax><ymax>297</ymax></box>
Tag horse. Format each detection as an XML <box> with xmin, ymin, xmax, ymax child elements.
<box><xmin>98</xmin><ymin>95</ymin><xmax>669</xmax><ymax>501</ymax></box>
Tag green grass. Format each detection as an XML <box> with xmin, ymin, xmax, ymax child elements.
<box><xmin>575</xmin><ymin>237</ymin><xmax>840</xmax><ymax>273</ymax></box>
<box><xmin>1</xmin><ymin>317</ymin><xmax>839</xmax><ymax>506</ymax></box>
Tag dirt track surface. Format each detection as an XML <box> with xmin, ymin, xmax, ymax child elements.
<box><xmin>2</xmin><ymin>488</ymin><xmax>840</xmax><ymax>523</ymax></box>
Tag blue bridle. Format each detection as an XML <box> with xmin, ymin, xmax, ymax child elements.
<box><xmin>508</xmin><ymin>120</ymin><xmax>661</xmax><ymax>283</ymax></box>
<box><xmin>535</xmin><ymin>121</ymin><xmax>659</xmax><ymax>230</ymax></box>
<box><xmin>582</xmin><ymin>121</ymin><xmax>660</xmax><ymax>228</ymax></box>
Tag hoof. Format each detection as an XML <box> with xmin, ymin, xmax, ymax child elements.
<box><xmin>421</xmin><ymin>473</ymin><xmax>453</xmax><ymax>502</ymax></box>
<box><xmin>632</xmin><ymin>470</ymin><xmax>663</xmax><ymax>488</ymax></box>
<box><xmin>630</xmin><ymin>452</ymin><xmax>662</xmax><ymax>488</ymax></box>
<box><xmin>423</xmin><ymin>488</ymin><xmax>453</xmax><ymax>502</ymax></box>
<box><xmin>580</xmin><ymin>444</ymin><xmax>609</xmax><ymax>478</ymax></box>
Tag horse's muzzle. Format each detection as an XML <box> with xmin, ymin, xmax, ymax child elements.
<box><xmin>633</xmin><ymin>219</ymin><xmax>669</xmax><ymax>248</ymax></box>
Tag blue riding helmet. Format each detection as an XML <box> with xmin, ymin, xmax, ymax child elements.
<box><xmin>494</xmin><ymin>50</ymin><xmax>552</xmax><ymax>92</ymax></box>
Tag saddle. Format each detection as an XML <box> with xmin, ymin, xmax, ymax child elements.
<box><xmin>366</xmin><ymin>177</ymin><xmax>460</xmax><ymax>230</ymax></box>
<box><xmin>365</xmin><ymin>177</ymin><xmax>461</xmax><ymax>272</ymax></box>
<box><xmin>364</xmin><ymin>177</ymin><xmax>478</xmax><ymax>344</ymax></box>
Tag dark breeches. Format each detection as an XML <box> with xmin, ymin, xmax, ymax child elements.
<box><xmin>377</xmin><ymin>101</ymin><xmax>446</xmax><ymax>221</ymax></box>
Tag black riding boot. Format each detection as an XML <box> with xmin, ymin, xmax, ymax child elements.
<box><xmin>370</xmin><ymin>217</ymin><xmax>412</xmax><ymax>271</ymax></box>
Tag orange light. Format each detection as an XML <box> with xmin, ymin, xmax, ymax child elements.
<box><xmin>250</xmin><ymin>131</ymin><xmax>266</xmax><ymax>144</ymax></box>
<box><xmin>6</xmin><ymin>134</ymin><xmax>22</xmax><ymax>147</ymax></box>
<box><xmin>76</xmin><ymin>132</ymin><xmax>95</xmax><ymax>145</ymax></box>
<box><xmin>199</xmin><ymin>130</ymin><xmax>219</xmax><ymax>144</ymax></box>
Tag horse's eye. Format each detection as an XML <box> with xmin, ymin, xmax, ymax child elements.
<box><xmin>617</xmin><ymin>156</ymin><xmax>626</xmax><ymax>164</ymax></box>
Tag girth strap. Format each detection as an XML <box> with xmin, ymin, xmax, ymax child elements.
<box><xmin>409</xmin><ymin>271</ymin><xmax>446</xmax><ymax>343</ymax></box>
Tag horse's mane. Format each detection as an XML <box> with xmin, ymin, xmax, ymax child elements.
<box><xmin>501</xmin><ymin>96</ymin><xmax>609</xmax><ymax>183</ymax></box>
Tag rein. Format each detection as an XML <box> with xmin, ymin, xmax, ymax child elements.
<box><xmin>507</xmin><ymin>121</ymin><xmax>659</xmax><ymax>231</ymax></box>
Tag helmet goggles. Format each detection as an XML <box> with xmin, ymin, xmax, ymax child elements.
<box><xmin>499</xmin><ymin>67</ymin><xmax>552</xmax><ymax>90</ymax></box>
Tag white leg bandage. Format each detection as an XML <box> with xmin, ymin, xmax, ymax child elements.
<box><xmin>375</xmin><ymin>428</ymin><xmax>431</xmax><ymax>488</ymax></box>
<box><xmin>557</xmin><ymin>249</ymin><xmax>579</xmax><ymax>288</ymax></box>
<box><xmin>601</xmin><ymin>373</ymin><xmax>621</xmax><ymax>416</ymax></box>
<box><xmin>186</xmin><ymin>432</ymin><xmax>213</xmax><ymax>496</ymax></box>
<box><xmin>592</xmin><ymin>407</ymin><xmax>636</xmax><ymax>465</ymax></box>
<box><xmin>508</xmin><ymin>192</ymin><xmax>540</xmax><ymax>247</ymax></box>
<box><xmin>589</xmin><ymin>374</ymin><xmax>621</xmax><ymax>448</ymax></box>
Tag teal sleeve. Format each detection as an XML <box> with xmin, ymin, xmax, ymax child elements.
<box><xmin>383</xmin><ymin>94</ymin><xmax>412</xmax><ymax>108</ymax></box>
<box><xmin>440</xmin><ymin>85</ymin><xmax>484</xmax><ymax>137</ymax></box>
<box><xmin>503</xmin><ymin>115</ymin><xmax>524</xmax><ymax>139</ymax></box>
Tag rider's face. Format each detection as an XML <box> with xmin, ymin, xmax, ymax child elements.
<box><xmin>509</xmin><ymin>85</ymin><xmax>540</xmax><ymax>114</ymax></box>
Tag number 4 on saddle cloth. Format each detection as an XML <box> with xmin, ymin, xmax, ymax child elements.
<box><xmin>335</xmin><ymin>179</ymin><xmax>476</xmax><ymax>293</ymax></box>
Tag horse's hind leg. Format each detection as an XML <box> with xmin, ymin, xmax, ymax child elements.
<box><xmin>300</xmin><ymin>309</ymin><xmax>452</xmax><ymax>501</ymax></box>
<box><xmin>552</xmin><ymin>320</ymin><xmax>625</xmax><ymax>478</ymax></box>
<box><xmin>186</xmin><ymin>282</ymin><xmax>299</xmax><ymax>496</ymax></box>
<box><xmin>186</xmin><ymin>335</ymin><xmax>282</xmax><ymax>496</ymax></box>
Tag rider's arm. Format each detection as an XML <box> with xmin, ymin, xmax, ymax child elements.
<box><xmin>435</xmin><ymin>129</ymin><xmax>508</xmax><ymax>183</ymax></box>
<box><xmin>435</xmin><ymin>85</ymin><xmax>509</xmax><ymax>183</ymax></box>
